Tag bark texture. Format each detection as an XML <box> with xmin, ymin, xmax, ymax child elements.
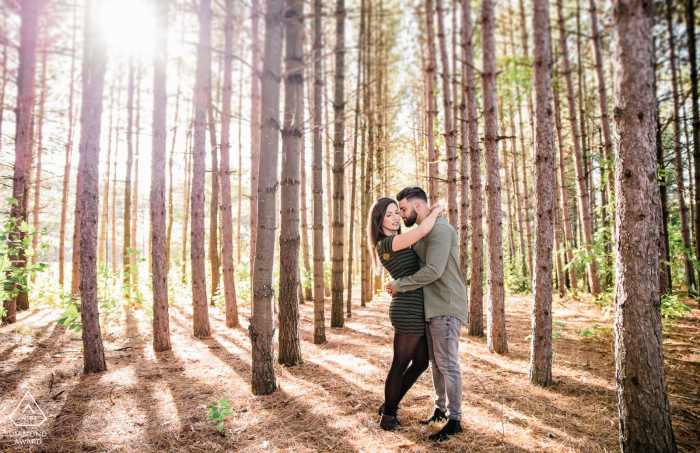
<box><xmin>151</xmin><ymin>0</ymin><xmax>171</xmax><ymax>353</ymax></box>
<box><xmin>613</xmin><ymin>0</ymin><xmax>677</xmax><ymax>449</ymax></box>
<box><xmin>312</xmin><ymin>0</ymin><xmax>326</xmax><ymax>344</ymax></box>
<box><xmin>191</xmin><ymin>0</ymin><xmax>212</xmax><ymax>338</ymax></box>
<box><xmin>220</xmin><ymin>0</ymin><xmax>239</xmax><ymax>328</ymax></box>
<box><xmin>278</xmin><ymin>0</ymin><xmax>303</xmax><ymax>366</ymax></box>
<box><xmin>529</xmin><ymin>0</ymin><xmax>554</xmax><ymax>386</ymax></box>
<box><xmin>481</xmin><ymin>0</ymin><xmax>506</xmax><ymax>353</ymax></box>
<box><xmin>250</xmin><ymin>0</ymin><xmax>284</xmax><ymax>394</ymax></box>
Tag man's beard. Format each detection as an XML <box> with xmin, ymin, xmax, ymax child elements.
<box><xmin>403</xmin><ymin>208</ymin><xmax>418</xmax><ymax>227</ymax></box>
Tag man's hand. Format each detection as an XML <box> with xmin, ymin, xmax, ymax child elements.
<box><xmin>385</xmin><ymin>280</ymin><xmax>396</xmax><ymax>296</ymax></box>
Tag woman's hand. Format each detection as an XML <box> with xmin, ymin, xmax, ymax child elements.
<box><xmin>429</xmin><ymin>203</ymin><xmax>446</xmax><ymax>216</ymax></box>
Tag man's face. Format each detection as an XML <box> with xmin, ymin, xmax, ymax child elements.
<box><xmin>398</xmin><ymin>198</ymin><xmax>419</xmax><ymax>227</ymax></box>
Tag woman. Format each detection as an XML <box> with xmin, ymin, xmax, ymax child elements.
<box><xmin>367</xmin><ymin>197</ymin><xmax>445</xmax><ymax>431</ymax></box>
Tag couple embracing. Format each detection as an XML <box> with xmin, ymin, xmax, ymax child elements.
<box><xmin>367</xmin><ymin>187</ymin><xmax>468</xmax><ymax>442</ymax></box>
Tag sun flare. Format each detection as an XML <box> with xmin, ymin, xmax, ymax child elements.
<box><xmin>98</xmin><ymin>0</ymin><xmax>157</xmax><ymax>55</ymax></box>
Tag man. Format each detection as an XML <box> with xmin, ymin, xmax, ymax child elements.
<box><xmin>386</xmin><ymin>187</ymin><xmax>468</xmax><ymax>441</ymax></box>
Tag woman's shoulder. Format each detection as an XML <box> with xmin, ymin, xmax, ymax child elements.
<box><xmin>376</xmin><ymin>235</ymin><xmax>395</xmax><ymax>256</ymax></box>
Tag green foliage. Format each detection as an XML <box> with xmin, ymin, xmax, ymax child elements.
<box><xmin>57</xmin><ymin>301</ymin><xmax>82</xmax><ymax>333</ymax></box>
<box><xmin>206</xmin><ymin>397</ymin><xmax>235</xmax><ymax>432</ymax></box>
<box><xmin>504</xmin><ymin>257</ymin><xmax>530</xmax><ymax>294</ymax></box>
<box><xmin>660</xmin><ymin>294</ymin><xmax>691</xmax><ymax>320</ymax></box>
<box><xmin>0</xmin><ymin>199</ymin><xmax>50</xmax><ymax>318</ymax></box>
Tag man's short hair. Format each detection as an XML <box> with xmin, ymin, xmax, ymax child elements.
<box><xmin>396</xmin><ymin>187</ymin><xmax>428</xmax><ymax>203</ymax></box>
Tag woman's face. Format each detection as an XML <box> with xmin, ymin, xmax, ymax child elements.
<box><xmin>382</xmin><ymin>203</ymin><xmax>401</xmax><ymax>233</ymax></box>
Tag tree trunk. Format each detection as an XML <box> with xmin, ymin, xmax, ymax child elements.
<box><xmin>300</xmin><ymin>77</ymin><xmax>312</xmax><ymax>303</ymax></box>
<box><xmin>510</xmin><ymin>105</ymin><xmax>529</xmax><ymax>277</ymax></box>
<box><xmin>655</xmin><ymin>53</ymin><xmax>672</xmax><ymax>296</ymax></box>
<box><xmin>463</xmin><ymin>0</ymin><xmax>482</xmax><ymax>337</ymax></box>
<box><xmin>151</xmin><ymin>0</ymin><xmax>172</xmax><ymax>352</ymax></box>
<box><xmin>665</xmin><ymin>0</ymin><xmax>696</xmax><ymax>295</ymax></box>
<box><xmin>613</xmin><ymin>0</ymin><xmax>677</xmax><ymax>448</ymax></box>
<box><xmin>554</xmin><ymin>171</ymin><xmax>566</xmax><ymax>298</ymax></box>
<box><xmin>553</xmin><ymin>80</ymin><xmax>578</xmax><ymax>295</ymax></box>
<box><xmin>528</xmin><ymin>0</ymin><xmax>554</xmax><ymax>386</ymax></box>
<box><xmin>3</xmin><ymin>0</ymin><xmax>39</xmax><ymax>324</ymax></box>
<box><xmin>588</xmin><ymin>0</ymin><xmax>615</xmax><ymax>236</ymax></box>
<box><xmin>207</xmin><ymin>96</ymin><xmax>220</xmax><ymax>305</ymax></box>
<box><xmin>0</xmin><ymin>13</ymin><xmax>6</xmax><ymax>157</ymax></box>
<box><xmin>167</xmin><ymin>24</ymin><xmax>184</xmax><ymax>272</ymax></box>
<box><xmin>123</xmin><ymin>56</ymin><xmax>135</xmax><ymax>301</ymax></box>
<box><xmin>458</xmin><ymin>0</ymin><xmax>470</xmax><ymax>286</ymax></box>
<box><xmin>132</xmin><ymin>66</ymin><xmax>142</xmax><ymax>282</ymax></box>
<box><xmin>30</xmin><ymin>43</ymin><xmax>47</xmax><ymax>279</ymax></box>
<box><xmin>555</xmin><ymin>0</ymin><xmax>601</xmax><ymax>297</ymax></box>
<box><xmin>98</xmin><ymin>74</ymin><xmax>115</xmax><ymax>265</ymax></box>
<box><xmin>249</xmin><ymin>0</ymin><xmax>262</xmax><ymax>284</ymax></box>
<box><xmin>181</xmin><ymin>124</ymin><xmax>192</xmax><ymax>283</ymax></box>
<box><xmin>250</xmin><ymin>0</ymin><xmax>284</xmax><ymax>394</ymax></box>
<box><xmin>111</xmin><ymin>109</ymin><xmax>119</xmax><ymax>274</ymax></box>
<box><xmin>312</xmin><ymin>0</ymin><xmax>327</xmax><ymax>344</ymax></box>
<box><xmin>191</xmin><ymin>0</ymin><xmax>212</xmax><ymax>338</ymax></box>
<box><xmin>219</xmin><ymin>0</ymin><xmax>239</xmax><ymax>328</ymax></box>
<box><xmin>425</xmin><ymin>0</ymin><xmax>439</xmax><ymax>205</ymax></box>
<box><xmin>501</xmin><ymin>119</ymin><xmax>515</xmax><ymax>261</ymax></box>
<box><xmin>278</xmin><ymin>0</ymin><xmax>304</xmax><ymax>366</ymax></box>
<box><xmin>515</xmin><ymin>89</ymin><xmax>533</xmax><ymax>275</ymax></box>
<box><xmin>687</xmin><ymin>0</ymin><xmax>700</xmax><ymax>291</ymax></box>
<box><xmin>435</xmin><ymin>0</ymin><xmax>458</xmax><ymax>228</ymax></box>
<box><xmin>330</xmin><ymin>0</ymin><xmax>347</xmax><ymax>328</ymax></box>
<box><xmin>481</xmin><ymin>0</ymin><xmax>506</xmax><ymax>353</ymax></box>
<box><xmin>237</xmin><ymin>60</ymin><xmax>244</xmax><ymax>266</ymax></box>
<box><xmin>78</xmin><ymin>0</ymin><xmax>108</xmax><ymax>373</ymax></box>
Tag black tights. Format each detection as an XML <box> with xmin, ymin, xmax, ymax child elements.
<box><xmin>383</xmin><ymin>333</ymin><xmax>430</xmax><ymax>416</ymax></box>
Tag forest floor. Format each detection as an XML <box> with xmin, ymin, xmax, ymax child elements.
<box><xmin>0</xmin><ymin>291</ymin><xmax>699</xmax><ymax>452</ymax></box>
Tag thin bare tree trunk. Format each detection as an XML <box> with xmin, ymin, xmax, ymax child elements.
<box><xmin>687</xmin><ymin>0</ymin><xmax>700</xmax><ymax>291</ymax></box>
<box><xmin>151</xmin><ymin>0</ymin><xmax>171</xmax><ymax>352</ymax></box>
<box><xmin>330</xmin><ymin>0</ymin><xmax>347</xmax><ymax>328</ymax></box>
<box><xmin>588</xmin><ymin>0</ymin><xmax>615</xmax><ymax>237</ymax></box>
<box><xmin>220</xmin><ymin>0</ymin><xmax>239</xmax><ymax>328</ymax></box>
<box><xmin>31</xmin><ymin>42</ymin><xmax>47</xmax><ymax>278</ymax></box>
<box><xmin>528</xmin><ymin>0</ymin><xmax>554</xmax><ymax>386</ymax></box>
<box><xmin>237</xmin><ymin>59</ymin><xmax>243</xmax><ymax>266</ymax></box>
<box><xmin>0</xmin><ymin>14</ymin><xmax>6</xmax><ymax>157</ymax></box>
<box><xmin>425</xmin><ymin>0</ymin><xmax>439</xmax><ymax>205</ymax></box>
<box><xmin>191</xmin><ymin>0</ymin><xmax>212</xmax><ymax>338</ymax></box>
<box><xmin>554</xmin><ymin>79</ymin><xmax>578</xmax><ymax>295</ymax></box>
<box><xmin>249</xmin><ymin>0</ymin><xmax>262</xmax><ymax>284</ymax></box>
<box><xmin>78</xmin><ymin>0</ymin><xmax>108</xmax><ymax>373</ymax></box>
<box><xmin>250</xmin><ymin>0</ymin><xmax>284</xmax><ymax>394</ymax></box>
<box><xmin>59</xmin><ymin>6</ymin><xmax>77</xmax><ymax>288</ymax></box>
<box><xmin>181</xmin><ymin>123</ymin><xmax>192</xmax><ymax>283</ymax></box>
<box><xmin>312</xmin><ymin>0</ymin><xmax>326</xmax><ymax>344</ymax></box>
<box><xmin>300</xmin><ymin>57</ymin><xmax>311</xmax><ymax>302</ymax></box>
<box><xmin>501</xmin><ymin>117</ymin><xmax>515</xmax><ymax>261</ymax></box>
<box><xmin>481</xmin><ymin>0</ymin><xmax>506</xmax><ymax>353</ymax></box>
<box><xmin>463</xmin><ymin>0</ymin><xmax>482</xmax><ymax>337</ymax></box>
<box><xmin>435</xmin><ymin>0</ymin><xmax>458</xmax><ymax>227</ymax></box>
<box><xmin>132</xmin><ymin>66</ymin><xmax>141</xmax><ymax>280</ymax></box>
<box><xmin>207</xmin><ymin>97</ymin><xmax>220</xmax><ymax>304</ymax></box>
<box><xmin>656</xmin><ymin>66</ymin><xmax>672</xmax><ymax>296</ymax></box>
<box><xmin>613</xmin><ymin>0</ymin><xmax>677</xmax><ymax>447</ymax></box>
<box><xmin>554</xmin><ymin>171</ymin><xmax>566</xmax><ymax>298</ymax></box>
<box><xmin>458</xmin><ymin>0</ymin><xmax>469</xmax><ymax>286</ymax></box>
<box><xmin>3</xmin><ymin>0</ymin><xmax>39</xmax><ymax>324</ymax></box>
<box><xmin>123</xmin><ymin>56</ymin><xmax>134</xmax><ymax>300</ymax></box>
<box><xmin>665</xmin><ymin>0</ymin><xmax>696</xmax><ymax>294</ymax></box>
<box><xmin>278</xmin><ymin>0</ymin><xmax>304</xmax><ymax>365</ymax></box>
<box><xmin>555</xmin><ymin>0</ymin><xmax>601</xmax><ymax>296</ymax></box>
<box><xmin>510</xmin><ymin>105</ymin><xmax>528</xmax><ymax>277</ymax></box>
<box><xmin>99</xmin><ymin>74</ymin><xmax>115</xmax><ymax>265</ymax></box>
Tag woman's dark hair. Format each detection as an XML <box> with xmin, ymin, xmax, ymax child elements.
<box><xmin>366</xmin><ymin>197</ymin><xmax>401</xmax><ymax>275</ymax></box>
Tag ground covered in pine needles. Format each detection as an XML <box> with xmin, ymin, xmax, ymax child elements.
<box><xmin>1</xmin><ymin>291</ymin><xmax>699</xmax><ymax>452</ymax></box>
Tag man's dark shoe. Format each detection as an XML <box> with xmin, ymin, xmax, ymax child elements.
<box><xmin>428</xmin><ymin>419</ymin><xmax>462</xmax><ymax>441</ymax></box>
<box><xmin>379</xmin><ymin>414</ymin><xmax>402</xmax><ymax>431</ymax></box>
<box><xmin>419</xmin><ymin>407</ymin><xmax>447</xmax><ymax>425</ymax></box>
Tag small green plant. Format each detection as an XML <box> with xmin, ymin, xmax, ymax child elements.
<box><xmin>57</xmin><ymin>301</ymin><xmax>82</xmax><ymax>332</ymax></box>
<box><xmin>0</xmin><ymin>198</ymin><xmax>50</xmax><ymax>318</ymax></box>
<box><xmin>206</xmin><ymin>397</ymin><xmax>235</xmax><ymax>432</ymax></box>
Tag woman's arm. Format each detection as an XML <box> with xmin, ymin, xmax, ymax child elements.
<box><xmin>390</xmin><ymin>203</ymin><xmax>445</xmax><ymax>252</ymax></box>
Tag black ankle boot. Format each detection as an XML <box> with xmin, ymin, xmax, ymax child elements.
<box><xmin>428</xmin><ymin>419</ymin><xmax>462</xmax><ymax>441</ymax></box>
<box><xmin>379</xmin><ymin>414</ymin><xmax>402</xmax><ymax>431</ymax></box>
<box><xmin>378</xmin><ymin>402</ymin><xmax>400</xmax><ymax>417</ymax></box>
<box><xmin>419</xmin><ymin>407</ymin><xmax>447</xmax><ymax>425</ymax></box>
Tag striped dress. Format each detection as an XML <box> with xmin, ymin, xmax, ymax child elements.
<box><xmin>377</xmin><ymin>235</ymin><xmax>425</xmax><ymax>336</ymax></box>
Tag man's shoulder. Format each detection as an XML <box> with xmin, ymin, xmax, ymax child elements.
<box><xmin>427</xmin><ymin>218</ymin><xmax>456</xmax><ymax>238</ymax></box>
